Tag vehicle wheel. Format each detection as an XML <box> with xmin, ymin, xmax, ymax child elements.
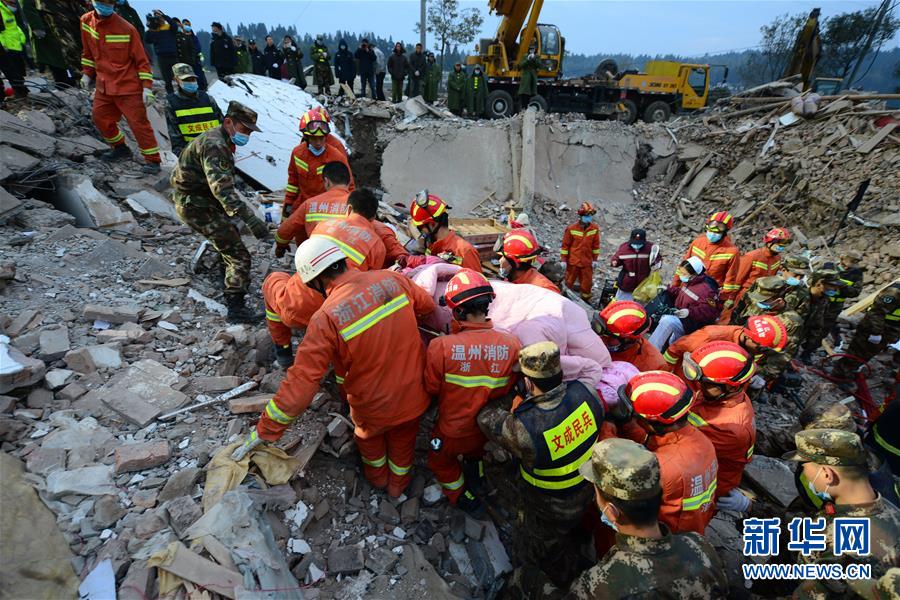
<box><xmin>486</xmin><ymin>90</ymin><xmax>515</xmax><ymax>119</ymax></box>
<box><xmin>617</xmin><ymin>99</ymin><xmax>638</xmax><ymax>125</ymax></box>
<box><xmin>642</xmin><ymin>100</ymin><xmax>672</xmax><ymax>123</ymax></box>
<box><xmin>526</xmin><ymin>94</ymin><xmax>548</xmax><ymax>112</ymax></box>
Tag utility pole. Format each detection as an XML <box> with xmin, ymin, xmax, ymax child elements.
<box><xmin>420</xmin><ymin>0</ymin><xmax>427</xmax><ymax>48</ymax></box>
<box><xmin>843</xmin><ymin>0</ymin><xmax>892</xmax><ymax>89</ymax></box>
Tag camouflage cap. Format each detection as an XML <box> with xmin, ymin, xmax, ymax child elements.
<box><xmin>225</xmin><ymin>101</ymin><xmax>261</xmax><ymax>132</ymax></box>
<box><xmin>799</xmin><ymin>399</ymin><xmax>856</xmax><ymax>432</ymax></box>
<box><xmin>172</xmin><ymin>63</ymin><xmax>197</xmax><ymax>80</ymax></box>
<box><xmin>783</xmin><ymin>428</ymin><xmax>868</xmax><ymax>467</ymax></box>
<box><xmin>518</xmin><ymin>341</ymin><xmax>562</xmax><ymax>379</ymax></box>
<box><xmin>810</xmin><ymin>268</ymin><xmax>841</xmax><ymax>287</ymax></box>
<box><xmin>746</xmin><ymin>276</ymin><xmax>788</xmax><ymax>304</ymax></box>
<box><xmin>782</xmin><ymin>255</ymin><xmax>810</xmax><ymax>273</ymax></box>
<box><xmin>578</xmin><ymin>438</ymin><xmax>661</xmax><ymax>500</ymax></box>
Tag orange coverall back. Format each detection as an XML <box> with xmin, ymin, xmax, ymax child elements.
<box><xmin>283</xmin><ymin>142</ymin><xmax>354</xmax><ymax>211</ymax></box>
<box><xmin>734</xmin><ymin>247</ymin><xmax>782</xmax><ymax>301</ymax></box>
<box><xmin>663</xmin><ymin>325</ymin><xmax>743</xmax><ymax>374</ymax></box>
<box><xmin>511</xmin><ymin>268</ymin><xmax>560</xmax><ymax>294</ymax></box>
<box><xmin>428</xmin><ymin>231</ymin><xmax>483</xmax><ymax>273</ymax></box>
<box><xmin>275</xmin><ymin>187</ymin><xmax>349</xmax><ymax>247</ymax></box>
<box><xmin>373</xmin><ymin>221</ymin><xmax>409</xmax><ymax>267</ymax></box>
<box><xmin>561</xmin><ymin>222</ymin><xmax>600</xmax><ymax>299</ymax></box>
<box><xmin>687</xmin><ymin>392</ymin><xmax>755</xmax><ymax>498</ymax></box>
<box><xmin>610</xmin><ymin>338</ymin><xmax>667</xmax><ymax>372</ymax></box>
<box><xmin>676</xmin><ymin>234</ymin><xmax>740</xmax><ymax>301</ymax></box>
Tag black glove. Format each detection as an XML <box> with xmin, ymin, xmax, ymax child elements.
<box><xmin>274</xmin><ymin>243</ymin><xmax>288</xmax><ymax>258</ymax></box>
<box><xmin>607</xmin><ymin>394</ymin><xmax>634</xmax><ymax>425</ymax></box>
<box><xmin>245</xmin><ymin>215</ymin><xmax>270</xmax><ymax>240</ymax></box>
<box><xmin>282</xmin><ymin>203</ymin><xmax>292</xmax><ymax>218</ymax></box>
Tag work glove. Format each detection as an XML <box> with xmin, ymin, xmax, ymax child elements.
<box><xmin>80</xmin><ymin>74</ymin><xmax>94</xmax><ymax>90</ymax></box>
<box><xmin>673</xmin><ymin>308</ymin><xmax>689</xmax><ymax>319</ymax></box>
<box><xmin>560</xmin><ymin>261</ymin><xmax>567</xmax><ymax>268</ymax></box>
<box><xmin>289</xmin><ymin>77</ymin><xmax>296</xmax><ymax>84</ymax></box>
<box><xmin>274</xmin><ymin>243</ymin><xmax>289</xmax><ymax>258</ymax></box>
<box><xmin>142</xmin><ymin>88</ymin><xmax>156</xmax><ymax>107</ymax></box>
<box><xmin>397</xmin><ymin>255</ymin><xmax>426</xmax><ymax>269</ymax></box>
<box><xmin>281</xmin><ymin>203</ymin><xmax>292</xmax><ymax>218</ymax></box>
<box><xmin>245</xmin><ymin>214</ymin><xmax>270</xmax><ymax>240</ymax></box>
<box><xmin>724</xmin><ymin>299</ymin><xmax>734</xmax><ymax>309</ymax></box>
<box><xmin>231</xmin><ymin>431</ymin><xmax>264</xmax><ymax>461</ymax></box>
<box><xmin>868</xmin><ymin>334</ymin><xmax>882</xmax><ymax>344</ymax></box>
<box><xmin>749</xmin><ymin>374</ymin><xmax>766</xmax><ymax>390</ymax></box>
<box><xmin>414</xmin><ymin>70</ymin><xmax>420</xmax><ymax>77</ymax></box>
<box><xmin>651</xmin><ymin>261</ymin><xmax>662</xmax><ymax>271</ymax></box>
<box><xmin>273</xmin><ymin>63</ymin><xmax>279</xmax><ymax>69</ymax></box>
<box><xmin>717</xmin><ymin>489</ymin><xmax>751</xmax><ymax>514</ymax></box>
<box><xmin>199</xmin><ymin>53</ymin><xmax>205</xmax><ymax>62</ymax></box>
<box><xmin>592</xmin><ymin>261</ymin><xmax>598</xmax><ymax>268</ymax></box>
<box><xmin>33</xmin><ymin>29</ymin><xmax>47</xmax><ymax>39</ymax></box>
<box><xmin>606</xmin><ymin>393</ymin><xmax>633</xmax><ymax>425</ymax></box>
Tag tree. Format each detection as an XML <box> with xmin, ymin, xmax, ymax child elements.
<box><xmin>738</xmin><ymin>12</ymin><xmax>807</xmax><ymax>88</ymax></box>
<box><xmin>416</xmin><ymin>0</ymin><xmax>484</xmax><ymax>69</ymax></box>
<box><xmin>818</xmin><ymin>6</ymin><xmax>900</xmax><ymax>83</ymax></box>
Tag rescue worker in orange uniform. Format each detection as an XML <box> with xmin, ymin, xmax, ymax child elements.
<box><xmin>373</xmin><ymin>221</ymin><xmax>409</xmax><ymax>267</ymax></box>
<box><xmin>561</xmin><ymin>202</ymin><xmax>600</xmax><ymax>301</ymax></box>
<box><xmin>283</xmin><ymin>107</ymin><xmax>354</xmax><ymax>217</ymax></box>
<box><xmin>617</xmin><ymin>371</ymin><xmax>718</xmax><ymax>534</ymax></box>
<box><xmin>681</xmin><ymin>341</ymin><xmax>757</xmax><ymax>508</ymax></box>
<box><xmin>662</xmin><ymin>314</ymin><xmax>788</xmax><ymax>374</ymax></box>
<box><xmin>403</xmin><ymin>191</ymin><xmax>483</xmax><ymax>272</ymax></box>
<box><xmin>719</xmin><ymin>227</ymin><xmax>789</xmax><ymax>323</ymax></box>
<box><xmin>79</xmin><ymin>0</ymin><xmax>162</xmax><ymax>174</ymax></box>
<box><xmin>311</xmin><ymin>105</ymin><xmax>349</xmax><ymax>159</ymax></box>
<box><xmin>675</xmin><ymin>211</ymin><xmax>740</xmax><ymax>306</ymax></box>
<box><xmin>263</xmin><ymin>189</ymin><xmax>386</xmax><ymax>368</ymax></box>
<box><xmin>237</xmin><ymin>237</ymin><xmax>437</xmax><ymax>497</ymax></box>
<box><xmin>591</xmin><ymin>301</ymin><xmax>666</xmax><ymax>372</ymax></box>
<box><xmin>425</xmin><ymin>270</ymin><xmax>521</xmax><ymax>515</ymax></box>
<box><xmin>275</xmin><ymin>161</ymin><xmax>351</xmax><ymax>250</ymax></box>
<box><xmin>497</xmin><ymin>229</ymin><xmax>560</xmax><ymax>293</ymax></box>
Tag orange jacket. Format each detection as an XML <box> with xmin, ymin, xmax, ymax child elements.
<box><xmin>326</xmin><ymin>134</ymin><xmax>347</xmax><ymax>158</ymax></box>
<box><xmin>511</xmin><ymin>268</ymin><xmax>560</xmax><ymax>294</ymax></box>
<box><xmin>428</xmin><ymin>231</ymin><xmax>483</xmax><ymax>273</ymax></box>
<box><xmin>611</xmin><ymin>338</ymin><xmax>667</xmax><ymax>372</ymax></box>
<box><xmin>283</xmin><ymin>142</ymin><xmax>354</xmax><ymax>210</ymax></box>
<box><xmin>311</xmin><ymin>213</ymin><xmax>386</xmax><ymax>272</ymax></box>
<box><xmin>258</xmin><ymin>270</ymin><xmax>437</xmax><ymax>441</ymax></box>
<box><xmin>648</xmin><ymin>425</ymin><xmax>719</xmax><ymax>535</ymax></box>
<box><xmin>80</xmin><ymin>12</ymin><xmax>152</xmax><ymax>96</ymax></box>
<box><xmin>663</xmin><ymin>325</ymin><xmax>743</xmax><ymax>374</ymax></box>
<box><xmin>561</xmin><ymin>222</ymin><xmax>600</xmax><ymax>267</ymax></box>
<box><xmin>424</xmin><ymin>320</ymin><xmax>521</xmax><ymax>438</ymax></box>
<box><xmin>675</xmin><ymin>234</ymin><xmax>740</xmax><ymax>301</ymax></box>
<box><xmin>275</xmin><ymin>187</ymin><xmax>349</xmax><ymax>247</ymax></box>
<box><xmin>373</xmin><ymin>221</ymin><xmax>409</xmax><ymax>267</ymax></box>
<box><xmin>734</xmin><ymin>247</ymin><xmax>782</xmax><ymax>301</ymax></box>
<box><xmin>688</xmin><ymin>392</ymin><xmax>755</xmax><ymax>498</ymax></box>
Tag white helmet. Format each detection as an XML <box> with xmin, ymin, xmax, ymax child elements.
<box><xmin>686</xmin><ymin>256</ymin><xmax>705</xmax><ymax>275</ymax></box>
<box><xmin>295</xmin><ymin>237</ymin><xmax>346</xmax><ymax>283</ymax></box>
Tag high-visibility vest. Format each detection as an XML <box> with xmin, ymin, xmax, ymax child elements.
<box><xmin>170</xmin><ymin>92</ymin><xmax>221</xmax><ymax>143</ymax></box>
<box><xmin>514</xmin><ymin>380</ymin><xmax>604</xmax><ymax>495</ymax></box>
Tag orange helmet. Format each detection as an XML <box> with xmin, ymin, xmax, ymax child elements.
<box><xmin>444</xmin><ymin>269</ymin><xmax>495</xmax><ymax>310</ymax></box>
<box><xmin>682</xmin><ymin>341</ymin><xmax>755</xmax><ymax>387</ymax></box>
<box><xmin>593</xmin><ymin>301</ymin><xmax>651</xmax><ymax>339</ymax></box>
<box><xmin>577</xmin><ymin>202</ymin><xmax>597</xmax><ymax>216</ymax></box>
<box><xmin>706</xmin><ymin>211</ymin><xmax>734</xmax><ymax>231</ymax></box>
<box><xmin>299</xmin><ymin>107</ymin><xmax>330</xmax><ymax>136</ymax></box>
<box><xmin>499</xmin><ymin>230</ymin><xmax>540</xmax><ymax>266</ymax></box>
<box><xmin>410</xmin><ymin>190</ymin><xmax>448</xmax><ymax>227</ymax></box>
<box><xmin>743</xmin><ymin>315</ymin><xmax>788</xmax><ymax>352</ymax></box>
<box><xmin>763</xmin><ymin>227</ymin><xmax>790</xmax><ymax>245</ymax></box>
<box><xmin>620</xmin><ymin>371</ymin><xmax>694</xmax><ymax>425</ymax></box>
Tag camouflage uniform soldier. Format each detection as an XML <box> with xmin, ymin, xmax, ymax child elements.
<box><xmin>567</xmin><ymin>438</ymin><xmax>729</xmax><ymax>599</ymax></box>
<box><xmin>784</xmin><ymin>429</ymin><xmax>900</xmax><ymax>600</ymax></box>
<box><xmin>824</xmin><ymin>251</ymin><xmax>865</xmax><ymax>344</ymax></box>
<box><xmin>832</xmin><ymin>283</ymin><xmax>900</xmax><ymax>380</ymax></box>
<box><xmin>780</xmin><ymin>255</ymin><xmax>813</xmax><ymax>316</ymax></box>
<box><xmin>170</xmin><ymin>101</ymin><xmax>270</xmax><ymax>323</ymax></box>
<box><xmin>799</xmin><ymin>270</ymin><xmax>843</xmax><ymax>363</ymax></box>
<box><xmin>29</xmin><ymin>0</ymin><xmax>86</xmax><ymax>74</ymax></box>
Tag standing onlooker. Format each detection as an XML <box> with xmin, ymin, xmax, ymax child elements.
<box><xmin>144</xmin><ymin>9</ymin><xmax>178</xmax><ymax>93</ymax></box>
<box><xmin>372</xmin><ymin>43</ymin><xmax>386</xmax><ymax>100</ymax></box>
<box><xmin>21</xmin><ymin>0</ymin><xmax>76</xmax><ymax>87</ymax></box>
<box><xmin>0</xmin><ymin>0</ymin><xmax>28</xmax><ymax>98</ymax></box>
<box><xmin>281</xmin><ymin>35</ymin><xmax>304</xmax><ymax>88</ymax></box>
<box><xmin>310</xmin><ymin>35</ymin><xmax>332</xmax><ymax>94</ymax></box>
<box><xmin>423</xmin><ymin>52</ymin><xmax>440</xmax><ymax>103</ymax></box>
<box><xmin>466</xmin><ymin>65</ymin><xmax>488</xmax><ymax>118</ymax></box>
<box><xmin>233</xmin><ymin>36</ymin><xmax>250</xmax><ymax>74</ymax></box>
<box><xmin>408</xmin><ymin>42</ymin><xmax>426</xmax><ymax>96</ymax></box>
<box><xmin>247</xmin><ymin>39</ymin><xmax>265</xmax><ymax>75</ymax></box>
<box><xmin>447</xmin><ymin>62</ymin><xmax>467</xmax><ymax>115</ymax></box>
<box><xmin>333</xmin><ymin>39</ymin><xmax>355</xmax><ymax>96</ymax></box>
<box><xmin>387</xmin><ymin>42</ymin><xmax>407</xmax><ymax>103</ymax></box>
<box><xmin>175</xmin><ymin>18</ymin><xmax>206</xmax><ymax>90</ymax></box>
<box><xmin>354</xmin><ymin>38</ymin><xmax>376</xmax><ymax>98</ymax></box>
<box><xmin>209</xmin><ymin>21</ymin><xmax>236</xmax><ymax>78</ymax></box>
<box><xmin>517</xmin><ymin>48</ymin><xmax>540</xmax><ymax>108</ymax></box>
<box><xmin>263</xmin><ymin>35</ymin><xmax>281</xmax><ymax>80</ymax></box>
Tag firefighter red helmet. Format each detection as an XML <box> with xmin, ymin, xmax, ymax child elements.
<box><xmin>593</xmin><ymin>301</ymin><xmax>650</xmax><ymax>339</ymax></box>
<box><xmin>499</xmin><ymin>230</ymin><xmax>540</xmax><ymax>266</ymax></box>
<box><xmin>763</xmin><ymin>227</ymin><xmax>790</xmax><ymax>245</ymax></box>
<box><xmin>299</xmin><ymin>107</ymin><xmax>330</xmax><ymax>136</ymax></box>
<box><xmin>619</xmin><ymin>371</ymin><xmax>694</xmax><ymax>425</ymax></box>
<box><xmin>577</xmin><ymin>202</ymin><xmax>597</xmax><ymax>216</ymax></box>
<box><xmin>743</xmin><ymin>315</ymin><xmax>789</xmax><ymax>352</ymax></box>
<box><xmin>444</xmin><ymin>269</ymin><xmax>495</xmax><ymax>310</ymax></box>
<box><xmin>682</xmin><ymin>341</ymin><xmax>755</xmax><ymax>386</ymax></box>
<box><xmin>707</xmin><ymin>211</ymin><xmax>734</xmax><ymax>231</ymax></box>
<box><xmin>409</xmin><ymin>190</ymin><xmax>449</xmax><ymax>227</ymax></box>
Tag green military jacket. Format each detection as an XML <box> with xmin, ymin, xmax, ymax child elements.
<box><xmin>857</xmin><ymin>284</ymin><xmax>900</xmax><ymax>338</ymax></box>
<box><xmin>170</xmin><ymin>126</ymin><xmax>245</xmax><ymax>218</ymax></box>
<box><xmin>518</xmin><ymin>54</ymin><xmax>540</xmax><ymax>96</ymax></box>
<box><xmin>447</xmin><ymin>70</ymin><xmax>467</xmax><ymax>111</ymax></box>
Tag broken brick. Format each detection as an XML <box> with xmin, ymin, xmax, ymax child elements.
<box><xmin>114</xmin><ymin>440</ymin><xmax>171</xmax><ymax>474</ymax></box>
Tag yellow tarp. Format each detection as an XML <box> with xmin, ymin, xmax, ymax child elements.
<box><xmin>202</xmin><ymin>442</ymin><xmax>300</xmax><ymax>512</ymax></box>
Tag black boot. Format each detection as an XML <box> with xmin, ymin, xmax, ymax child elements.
<box><xmin>102</xmin><ymin>144</ymin><xmax>131</xmax><ymax>161</ymax></box>
<box><xmin>225</xmin><ymin>294</ymin><xmax>263</xmax><ymax>324</ymax></box>
<box><xmin>275</xmin><ymin>344</ymin><xmax>294</xmax><ymax>369</ymax></box>
<box><xmin>462</xmin><ymin>458</ymin><xmax>487</xmax><ymax>496</ymax></box>
<box><xmin>456</xmin><ymin>489</ymin><xmax>486</xmax><ymax>519</ymax></box>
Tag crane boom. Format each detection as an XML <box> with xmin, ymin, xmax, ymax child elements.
<box><xmin>490</xmin><ymin>0</ymin><xmax>545</xmax><ymax>66</ymax></box>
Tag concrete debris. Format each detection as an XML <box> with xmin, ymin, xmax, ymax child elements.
<box><xmin>328</xmin><ymin>544</ymin><xmax>366</xmax><ymax>574</ymax></box>
<box><xmin>125</xmin><ymin>190</ymin><xmax>180</xmax><ymax>221</ymax></box>
<box><xmin>63</xmin><ymin>344</ymin><xmax>123</xmax><ymax>373</ymax></box>
<box><xmin>46</xmin><ymin>465</ymin><xmax>116</xmax><ymax>498</ymax></box>
<box><xmin>115</xmin><ymin>440</ymin><xmax>172</xmax><ymax>474</ymax></box>
<box><xmin>56</xmin><ymin>174</ymin><xmax>135</xmax><ymax>230</ymax></box>
<box><xmin>82</xmin><ymin>303</ymin><xmax>143</xmax><ymax>324</ymax></box>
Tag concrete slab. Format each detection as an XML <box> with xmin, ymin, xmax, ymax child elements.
<box><xmin>126</xmin><ymin>190</ymin><xmax>179</xmax><ymax>221</ymax></box>
<box><xmin>0</xmin><ymin>144</ymin><xmax>41</xmax><ymax>174</ymax></box>
<box><xmin>97</xmin><ymin>359</ymin><xmax>189</xmax><ymax>418</ymax></box>
<box><xmin>56</xmin><ymin>175</ymin><xmax>133</xmax><ymax>229</ymax></box>
<box><xmin>0</xmin><ymin>110</ymin><xmax>56</xmax><ymax>156</ymax></box>
<box><xmin>0</xmin><ymin>186</ymin><xmax>23</xmax><ymax>222</ymax></box>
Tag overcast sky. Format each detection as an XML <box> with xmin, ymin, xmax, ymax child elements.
<box><xmin>130</xmin><ymin>0</ymin><xmax>898</xmax><ymax>56</ymax></box>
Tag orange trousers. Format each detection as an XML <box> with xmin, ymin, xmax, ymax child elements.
<box><xmin>355</xmin><ymin>416</ymin><xmax>420</xmax><ymax>497</ymax></box>
<box><xmin>92</xmin><ymin>91</ymin><xmax>161</xmax><ymax>163</ymax></box>
<box><xmin>263</xmin><ymin>271</ymin><xmax>323</xmax><ymax>347</ymax></box>
<box><xmin>564</xmin><ymin>264</ymin><xmax>593</xmax><ymax>299</ymax></box>
<box><xmin>426</xmin><ymin>430</ymin><xmax>486</xmax><ymax>504</ymax></box>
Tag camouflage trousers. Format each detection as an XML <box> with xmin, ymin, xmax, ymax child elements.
<box><xmin>832</xmin><ymin>328</ymin><xmax>899</xmax><ymax>379</ymax></box>
<box><xmin>174</xmin><ymin>194</ymin><xmax>251</xmax><ymax>296</ymax></box>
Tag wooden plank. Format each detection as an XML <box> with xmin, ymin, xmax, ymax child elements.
<box><xmin>857</xmin><ymin>122</ymin><xmax>898</xmax><ymax>154</ymax></box>
<box><xmin>840</xmin><ymin>277</ymin><xmax>900</xmax><ymax>318</ymax></box>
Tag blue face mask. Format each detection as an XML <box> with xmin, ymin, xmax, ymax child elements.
<box><xmin>785</xmin><ymin>277</ymin><xmax>801</xmax><ymax>287</ymax></box>
<box><xmin>231</xmin><ymin>131</ymin><xmax>250</xmax><ymax>146</ymax></box>
<box><xmin>756</xmin><ymin>301</ymin><xmax>771</xmax><ymax>310</ymax></box>
<box><xmin>600</xmin><ymin>505</ymin><xmax>619</xmax><ymax>532</ymax></box>
<box><xmin>808</xmin><ymin>467</ymin><xmax>833</xmax><ymax>502</ymax></box>
<box><xmin>93</xmin><ymin>2</ymin><xmax>115</xmax><ymax>17</ymax></box>
<box><xmin>824</xmin><ymin>289</ymin><xmax>839</xmax><ymax>297</ymax></box>
<box><xmin>180</xmin><ymin>82</ymin><xmax>198</xmax><ymax>94</ymax></box>
<box><xmin>308</xmin><ymin>143</ymin><xmax>326</xmax><ymax>156</ymax></box>
<box><xmin>581</xmin><ymin>216</ymin><xmax>593</xmax><ymax>225</ymax></box>
<box><xmin>679</xmin><ymin>274</ymin><xmax>691</xmax><ymax>283</ymax></box>
<box><xmin>772</xmin><ymin>244</ymin><xmax>785</xmax><ymax>253</ymax></box>
<box><xmin>630</xmin><ymin>243</ymin><xmax>644</xmax><ymax>250</ymax></box>
<box><xmin>706</xmin><ymin>231</ymin><xmax>723</xmax><ymax>243</ymax></box>
<box><xmin>183</xmin><ymin>25</ymin><xmax>192</xmax><ymax>33</ymax></box>
<box><xmin>116</xmin><ymin>0</ymin><xmax>124</xmax><ymax>4</ymax></box>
